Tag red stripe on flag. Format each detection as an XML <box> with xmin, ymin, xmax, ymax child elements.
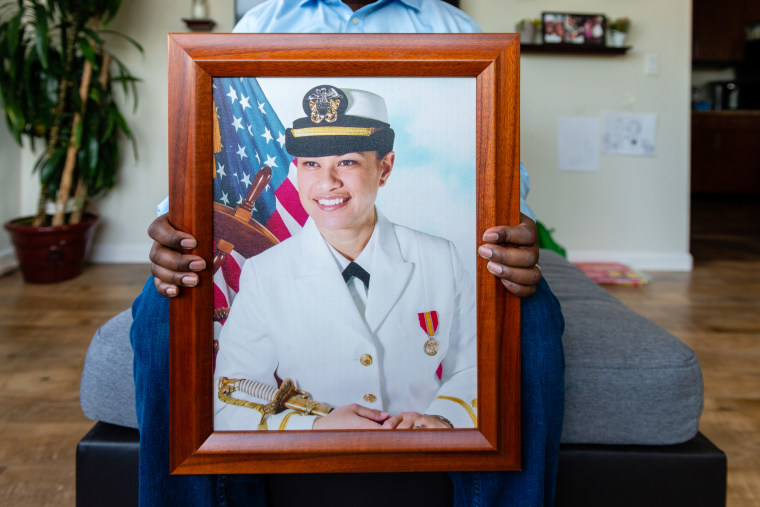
<box><xmin>222</xmin><ymin>254</ymin><xmax>242</xmax><ymax>293</ymax></box>
<box><xmin>265</xmin><ymin>211</ymin><xmax>292</xmax><ymax>242</ymax></box>
<box><xmin>275</xmin><ymin>177</ymin><xmax>308</xmax><ymax>226</ymax></box>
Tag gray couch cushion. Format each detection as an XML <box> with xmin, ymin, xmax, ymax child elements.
<box><xmin>80</xmin><ymin>309</ymin><xmax>138</xmax><ymax>429</ymax></box>
<box><xmin>79</xmin><ymin>251</ymin><xmax>704</xmax><ymax>444</ymax></box>
<box><xmin>540</xmin><ymin>250</ymin><xmax>703</xmax><ymax>445</ymax></box>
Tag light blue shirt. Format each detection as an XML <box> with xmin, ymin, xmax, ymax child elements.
<box><xmin>233</xmin><ymin>0</ymin><xmax>482</xmax><ymax>34</ymax></box>
<box><xmin>159</xmin><ymin>0</ymin><xmax>534</xmax><ymax>219</ymax></box>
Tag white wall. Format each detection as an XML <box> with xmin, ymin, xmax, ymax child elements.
<box><xmin>463</xmin><ymin>0</ymin><xmax>693</xmax><ymax>270</ymax></box>
<box><xmin>6</xmin><ymin>0</ymin><xmax>693</xmax><ymax>270</ymax></box>
<box><xmin>0</xmin><ymin>119</ymin><xmax>20</xmax><ymax>261</ymax></box>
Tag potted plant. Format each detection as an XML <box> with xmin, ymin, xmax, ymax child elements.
<box><xmin>608</xmin><ymin>17</ymin><xmax>630</xmax><ymax>47</ymax></box>
<box><xmin>516</xmin><ymin>18</ymin><xmax>541</xmax><ymax>45</ymax></box>
<box><xmin>0</xmin><ymin>0</ymin><xmax>141</xmax><ymax>282</ymax></box>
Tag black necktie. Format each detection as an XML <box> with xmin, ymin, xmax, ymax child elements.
<box><xmin>342</xmin><ymin>261</ymin><xmax>370</xmax><ymax>290</ymax></box>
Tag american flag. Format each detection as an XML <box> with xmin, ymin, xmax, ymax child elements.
<box><xmin>211</xmin><ymin>77</ymin><xmax>307</xmax><ymax>320</ymax></box>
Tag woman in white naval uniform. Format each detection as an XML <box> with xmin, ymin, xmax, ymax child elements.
<box><xmin>213</xmin><ymin>85</ymin><xmax>477</xmax><ymax>431</ymax></box>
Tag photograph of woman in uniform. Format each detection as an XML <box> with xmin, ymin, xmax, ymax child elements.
<box><xmin>211</xmin><ymin>78</ymin><xmax>477</xmax><ymax>431</ymax></box>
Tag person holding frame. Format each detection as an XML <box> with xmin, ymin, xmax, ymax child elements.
<box><xmin>133</xmin><ymin>0</ymin><xmax>565</xmax><ymax>505</ymax></box>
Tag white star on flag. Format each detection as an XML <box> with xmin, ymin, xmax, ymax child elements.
<box><xmin>236</xmin><ymin>144</ymin><xmax>248</xmax><ymax>160</ymax></box>
<box><xmin>240</xmin><ymin>172</ymin><xmax>252</xmax><ymax>188</ymax></box>
<box><xmin>220</xmin><ymin>191</ymin><xmax>230</xmax><ymax>205</ymax></box>
<box><xmin>226</xmin><ymin>86</ymin><xmax>238</xmax><ymax>104</ymax></box>
<box><xmin>240</xmin><ymin>94</ymin><xmax>252</xmax><ymax>111</ymax></box>
<box><xmin>263</xmin><ymin>154</ymin><xmax>278</xmax><ymax>168</ymax></box>
<box><xmin>277</xmin><ymin>131</ymin><xmax>286</xmax><ymax>148</ymax></box>
<box><xmin>261</xmin><ymin>127</ymin><xmax>273</xmax><ymax>144</ymax></box>
<box><xmin>258</xmin><ymin>101</ymin><xmax>266</xmax><ymax>114</ymax></box>
<box><xmin>231</xmin><ymin>116</ymin><xmax>244</xmax><ymax>132</ymax></box>
<box><xmin>217</xmin><ymin>163</ymin><xmax>226</xmax><ymax>179</ymax></box>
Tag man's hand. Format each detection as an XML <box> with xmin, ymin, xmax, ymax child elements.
<box><xmin>478</xmin><ymin>213</ymin><xmax>541</xmax><ymax>297</ymax></box>
<box><xmin>312</xmin><ymin>404</ymin><xmax>390</xmax><ymax>430</ymax></box>
<box><xmin>381</xmin><ymin>412</ymin><xmax>452</xmax><ymax>429</ymax></box>
<box><xmin>148</xmin><ymin>214</ymin><xmax>206</xmax><ymax>297</ymax></box>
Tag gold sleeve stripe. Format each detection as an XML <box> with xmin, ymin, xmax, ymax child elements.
<box><xmin>436</xmin><ymin>395</ymin><xmax>478</xmax><ymax>426</ymax></box>
<box><xmin>278</xmin><ymin>411</ymin><xmax>301</xmax><ymax>431</ymax></box>
<box><xmin>290</xmin><ymin>126</ymin><xmax>380</xmax><ymax>138</ymax></box>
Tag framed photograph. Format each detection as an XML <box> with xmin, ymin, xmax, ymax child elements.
<box><xmin>168</xmin><ymin>33</ymin><xmax>521</xmax><ymax>475</ymax></box>
<box><xmin>543</xmin><ymin>12</ymin><xmax>606</xmax><ymax>46</ymax></box>
<box><xmin>542</xmin><ymin>12</ymin><xmax>565</xmax><ymax>44</ymax></box>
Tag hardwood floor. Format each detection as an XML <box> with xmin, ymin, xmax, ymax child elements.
<box><xmin>603</xmin><ymin>195</ymin><xmax>760</xmax><ymax>507</ymax></box>
<box><xmin>0</xmin><ymin>264</ymin><xmax>148</xmax><ymax>507</ymax></box>
<box><xmin>0</xmin><ymin>195</ymin><xmax>757</xmax><ymax>506</ymax></box>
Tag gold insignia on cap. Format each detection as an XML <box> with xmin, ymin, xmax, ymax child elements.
<box><xmin>307</xmin><ymin>87</ymin><xmax>343</xmax><ymax>124</ymax></box>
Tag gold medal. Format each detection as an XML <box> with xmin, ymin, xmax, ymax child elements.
<box><xmin>419</xmin><ymin>311</ymin><xmax>440</xmax><ymax>356</ymax></box>
<box><xmin>424</xmin><ymin>338</ymin><xmax>439</xmax><ymax>356</ymax></box>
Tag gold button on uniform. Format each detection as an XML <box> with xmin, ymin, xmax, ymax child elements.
<box><xmin>363</xmin><ymin>393</ymin><xmax>377</xmax><ymax>403</ymax></box>
<box><xmin>360</xmin><ymin>354</ymin><xmax>373</xmax><ymax>366</ymax></box>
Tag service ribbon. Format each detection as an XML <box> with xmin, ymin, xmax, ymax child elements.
<box><xmin>418</xmin><ymin>311</ymin><xmax>439</xmax><ymax>337</ymax></box>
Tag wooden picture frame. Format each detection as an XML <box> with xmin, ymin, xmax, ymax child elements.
<box><xmin>168</xmin><ymin>33</ymin><xmax>521</xmax><ymax>475</ymax></box>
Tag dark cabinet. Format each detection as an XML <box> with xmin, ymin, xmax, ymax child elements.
<box><xmin>691</xmin><ymin>112</ymin><xmax>760</xmax><ymax>193</ymax></box>
<box><xmin>692</xmin><ymin>0</ymin><xmax>760</xmax><ymax>62</ymax></box>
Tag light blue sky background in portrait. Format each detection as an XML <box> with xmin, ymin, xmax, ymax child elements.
<box><xmin>258</xmin><ymin>77</ymin><xmax>477</xmax><ymax>279</ymax></box>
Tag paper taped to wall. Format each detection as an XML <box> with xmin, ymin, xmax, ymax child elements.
<box><xmin>601</xmin><ymin>112</ymin><xmax>657</xmax><ymax>157</ymax></box>
<box><xmin>557</xmin><ymin>116</ymin><xmax>599</xmax><ymax>172</ymax></box>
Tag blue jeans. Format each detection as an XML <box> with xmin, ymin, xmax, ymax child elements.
<box><xmin>131</xmin><ymin>277</ymin><xmax>564</xmax><ymax>506</ymax></box>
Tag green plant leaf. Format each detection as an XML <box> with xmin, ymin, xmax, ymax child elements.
<box><xmin>81</xmin><ymin>26</ymin><xmax>103</xmax><ymax>46</ymax></box>
<box><xmin>6</xmin><ymin>9</ymin><xmax>23</xmax><ymax>56</ymax></box>
<box><xmin>85</xmin><ymin>130</ymin><xmax>99</xmax><ymax>177</ymax></box>
<box><xmin>77</xmin><ymin>36</ymin><xmax>96</xmax><ymax>65</ymax></box>
<box><xmin>99</xmin><ymin>28</ymin><xmax>143</xmax><ymax>52</ymax></box>
<box><xmin>73</xmin><ymin>117</ymin><xmax>83</xmax><ymax>147</ymax></box>
<box><xmin>36</xmin><ymin>146</ymin><xmax>66</xmax><ymax>188</ymax></box>
<box><xmin>33</xmin><ymin>2</ymin><xmax>50</xmax><ymax>69</ymax></box>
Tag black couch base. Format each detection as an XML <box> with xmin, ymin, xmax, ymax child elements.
<box><xmin>76</xmin><ymin>422</ymin><xmax>726</xmax><ymax>507</ymax></box>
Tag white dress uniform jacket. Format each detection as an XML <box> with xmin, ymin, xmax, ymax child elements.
<box><xmin>214</xmin><ymin>210</ymin><xmax>477</xmax><ymax>430</ymax></box>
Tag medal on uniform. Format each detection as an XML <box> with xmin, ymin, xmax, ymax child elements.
<box><xmin>418</xmin><ymin>311</ymin><xmax>440</xmax><ymax>356</ymax></box>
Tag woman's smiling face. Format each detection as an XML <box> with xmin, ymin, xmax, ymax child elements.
<box><xmin>296</xmin><ymin>151</ymin><xmax>394</xmax><ymax>238</ymax></box>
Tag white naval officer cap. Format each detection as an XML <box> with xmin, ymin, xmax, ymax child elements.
<box><xmin>285</xmin><ymin>84</ymin><xmax>395</xmax><ymax>157</ymax></box>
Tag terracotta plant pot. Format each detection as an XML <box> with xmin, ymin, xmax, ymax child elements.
<box><xmin>4</xmin><ymin>214</ymin><xmax>99</xmax><ymax>283</ymax></box>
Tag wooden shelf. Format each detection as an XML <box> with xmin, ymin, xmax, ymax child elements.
<box><xmin>520</xmin><ymin>43</ymin><xmax>630</xmax><ymax>55</ymax></box>
<box><xmin>182</xmin><ymin>18</ymin><xmax>216</xmax><ymax>32</ymax></box>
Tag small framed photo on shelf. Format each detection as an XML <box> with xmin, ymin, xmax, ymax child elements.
<box><xmin>542</xmin><ymin>13</ymin><xmax>565</xmax><ymax>44</ymax></box>
<box><xmin>542</xmin><ymin>12</ymin><xmax>606</xmax><ymax>46</ymax></box>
